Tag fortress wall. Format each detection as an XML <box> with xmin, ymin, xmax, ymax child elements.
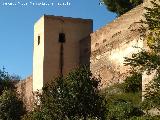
<box><xmin>90</xmin><ymin>4</ymin><xmax>144</xmax><ymax>88</ymax></box>
<box><xmin>16</xmin><ymin>76</ymin><xmax>33</xmax><ymax>111</ymax></box>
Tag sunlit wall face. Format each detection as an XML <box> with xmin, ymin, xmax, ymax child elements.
<box><xmin>33</xmin><ymin>15</ymin><xmax>93</xmax><ymax>91</ymax></box>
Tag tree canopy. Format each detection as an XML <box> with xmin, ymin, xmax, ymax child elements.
<box><xmin>0</xmin><ymin>68</ymin><xmax>25</xmax><ymax>120</ymax></box>
<box><xmin>103</xmin><ymin>0</ymin><xmax>143</xmax><ymax>16</ymax></box>
<box><xmin>0</xmin><ymin>90</ymin><xmax>25</xmax><ymax>120</ymax></box>
<box><xmin>23</xmin><ymin>66</ymin><xmax>107</xmax><ymax>120</ymax></box>
<box><xmin>124</xmin><ymin>0</ymin><xmax>160</xmax><ymax>113</ymax></box>
<box><xmin>0</xmin><ymin>68</ymin><xmax>20</xmax><ymax>94</ymax></box>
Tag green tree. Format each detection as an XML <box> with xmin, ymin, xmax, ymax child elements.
<box><xmin>123</xmin><ymin>72</ymin><xmax>142</xmax><ymax>93</ymax></box>
<box><xmin>102</xmin><ymin>77</ymin><xmax>143</xmax><ymax>120</ymax></box>
<box><xmin>0</xmin><ymin>68</ymin><xmax>25</xmax><ymax>120</ymax></box>
<box><xmin>124</xmin><ymin>0</ymin><xmax>160</xmax><ymax>113</ymax></box>
<box><xmin>23</xmin><ymin>66</ymin><xmax>107</xmax><ymax>120</ymax></box>
<box><xmin>0</xmin><ymin>90</ymin><xmax>25</xmax><ymax>120</ymax></box>
<box><xmin>142</xmin><ymin>75</ymin><xmax>160</xmax><ymax>112</ymax></box>
<box><xmin>102</xmin><ymin>0</ymin><xmax>143</xmax><ymax>16</ymax></box>
<box><xmin>107</xmin><ymin>99</ymin><xmax>143</xmax><ymax>120</ymax></box>
<box><xmin>0</xmin><ymin>68</ymin><xmax>20</xmax><ymax>94</ymax></box>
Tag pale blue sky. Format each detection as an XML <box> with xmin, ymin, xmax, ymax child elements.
<box><xmin>0</xmin><ymin>0</ymin><xmax>116</xmax><ymax>79</ymax></box>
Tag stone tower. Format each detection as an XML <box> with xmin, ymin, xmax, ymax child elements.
<box><xmin>33</xmin><ymin>15</ymin><xmax>93</xmax><ymax>91</ymax></box>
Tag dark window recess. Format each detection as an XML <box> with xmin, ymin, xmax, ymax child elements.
<box><xmin>59</xmin><ymin>33</ymin><xmax>65</xmax><ymax>43</ymax></box>
<box><xmin>38</xmin><ymin>36</ymin><xmax>40</xmax><ymax>45</ymax></box>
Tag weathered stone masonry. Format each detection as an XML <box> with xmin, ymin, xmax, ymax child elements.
<box><xmin>90</xmin><ymin>4</ymin><xmax>144</xmax><ymax>88</ymax></box>
<box><xmin>16</xmin><ymin>76</ymin><xmax>33</xmax><ymax>111</ymax></box>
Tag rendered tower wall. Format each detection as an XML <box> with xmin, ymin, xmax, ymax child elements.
<box><xmin>33</xmin><ymin>15</ymin><xmax>93</xmax><ymax>91</ymax></box>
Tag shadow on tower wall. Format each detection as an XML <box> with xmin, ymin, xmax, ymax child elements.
<box><xmin>79</xmin><ymin>35</ymin><xmax>91</xmax><ymax>68</ymax></box>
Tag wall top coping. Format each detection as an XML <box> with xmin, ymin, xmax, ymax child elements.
<box><xmin>35</xmin><ymin>15</ymin><xmax>93</xmax><ymax>25</ymax></box>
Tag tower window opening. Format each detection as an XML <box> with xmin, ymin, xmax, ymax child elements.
<box><xmin>38</xmin><ymin>36</ymin><xmax>40</xmax><ymax>45</ymax></box>
<box><xmin>59</xmin><ymin>33</ymin><xmax>65</xmax><ymax>43</ymax></box>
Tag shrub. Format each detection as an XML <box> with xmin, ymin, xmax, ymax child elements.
<box><xmin>23</xmin><ymin>66</ymin><xmax>107</xmax><ymax>120</ymax></box>
<box><xmin>123</xmin><ymin>72</ymin><xmax>142</xmax><ymax>93</ymax></box>
<box><xmin>0</xmin><ymin>90</ymin><xmax>25</xmax><ymax>120</ymax></box>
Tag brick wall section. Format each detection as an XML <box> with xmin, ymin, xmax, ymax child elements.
<box><xmin>90</xmin><ymin>4</ymin><xmax>144</xmax><ymax>88</ymax></box>
<box><xmin>16</xmin><ymin>76</ymin><xmax>33</xmax><ymax>111</ymax></box>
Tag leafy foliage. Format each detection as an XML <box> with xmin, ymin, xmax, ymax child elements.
<box><xmin>0</xmin><ymin>68</ymin><xmax>25</xmax><ymax>120</ymax></box>
<box><xmin>0</xmin><ymin>90</ymin><xmax>25</xmax><ymax>120</ymax></box>
<box><xmin>124</xmin><ymin>51</ymin><xmax>160</xmax><ymax>74</ymax></box>
<box><xmin>22</xmin><ymin>110</ymin><xmax>43</xmax><ymax>120</ymax></box>
<box><xmin>102</xmin><ymin>77</ymin><xmax>143</xmax><ymax>120</ymax></box>
<box><xmin>123</xmin><ymin>72</ymin><xmax>142</xmax><ymax>93</ymax></box>
<box><xmin>23</xmin><ymin>66</ymin><xmax>107</xmax><ymax>120</ymax></box>
<box><xmin>130</xmin><ymin>115</ymin><xmax>160</xmax><ymax>120</ymax></box>
<box><xmin>124</xmin><ymin>0</ymin><xmax>160</xmax><ymax>113</ymax></box>
<box><xmin>103</xmin><ymin>0</ymin><xmax>143</xmax><ymax>16</ymax></box>
<box><xmin>124</xmin><ymin>0</ymin><xmax>160</xmax><ymax>73</ymax></box>
<box><xmin>142</xmin><ymin>75</ymin><xmax>160</xmax><ymax>111</ymax></box>
<box><xmin>143</xmin><ymin>1</ymin><xmax>160</xmax><ymax>31</ymax></box>
<box><xmin>0</xmin><ymin>68</ymin><xmax>20</xmax><ymax>94</ymax></box>
<box><xmin>107</xmin><ymin>99</ymin><xmax>143</xmax><ymax>120</ymax></box>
